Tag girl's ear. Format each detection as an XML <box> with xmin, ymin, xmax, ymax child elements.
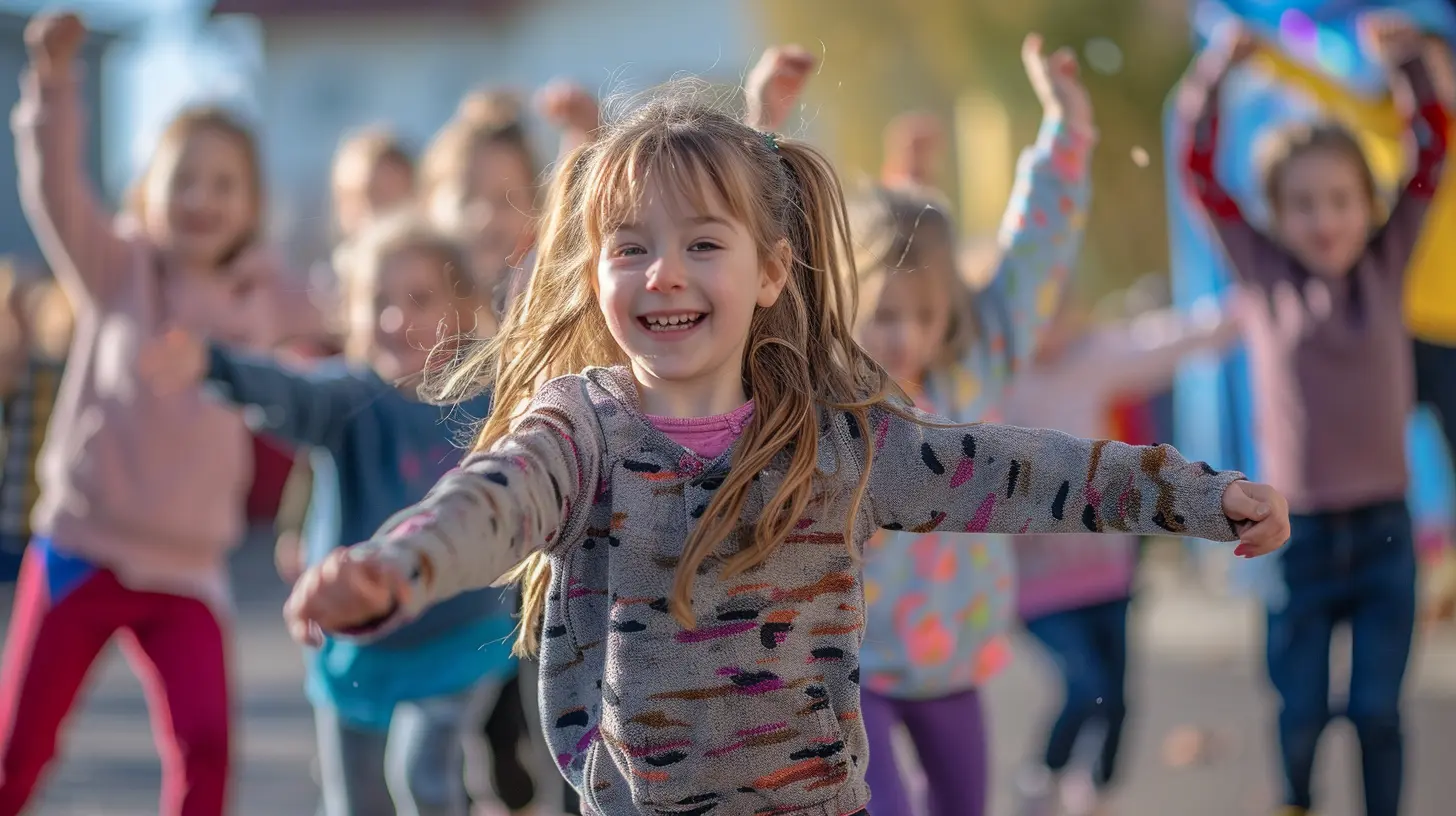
<box><xmin>757</xmin><ymin>239</ymin><xmax>791</xmax><ymax>308</ymax></box>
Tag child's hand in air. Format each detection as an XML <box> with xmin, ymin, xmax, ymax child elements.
<box><xmin>745</xmin><ymin>44</ymin><xmax>817</xmax><ymax>132</ymax></box>
<box><xmin>136</xmin><ymin>328</ymin><xmax>206</xmax><ymax>397</ymax></box>
<box><xmin>24</xmin><ymin>12</ymin><xmax>85</xmax><ymax>80</ymax></box>
<box><xmin>537</xmin><ymin>79</ymin><xmax>601</xmax><ymax>139</ymax></box>
<box><xmin>1361</xmin><ymin>11</ymin><xmax>1426</xmax><ymax>67</ymax></box>
<box><xmin>283</xmin><ymin>548</ymin><xmax>410</xmax><ymax>646</ymax></box>
<box><xmin>1022</xmin><ymin>33</ymin><xmax>1094</xmax><ymax>135</ymax></box>
<box><xmin>1176</xmin><ymin>23</ymin><xmax>1259</xmax><ymax>118</ymax></box>
<box><xmin>1220</xmin><ymin>480</ymin><xmax>1290</xmax><ymax>557</ymax></box>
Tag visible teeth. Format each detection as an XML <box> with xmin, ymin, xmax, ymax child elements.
<box><xmin>644</xmin><ymin>313</ymin><xmax>702</xmax><ymax>328</ymax></box>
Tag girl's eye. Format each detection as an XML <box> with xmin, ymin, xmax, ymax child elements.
<box><xmin>689</xmin><ymin>240</ymin><xmax>722</xmax><ymax>252</ymax></box>
<box><xmin>612</xmin><ymin>245</ymin><xmax>647</xmax><ymax>258</ymax></box>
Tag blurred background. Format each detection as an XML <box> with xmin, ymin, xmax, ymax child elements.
<box><xmin>0</xmin><ymin>0</ymin><xmax>1193</xmax><ymax>298</ymax></box>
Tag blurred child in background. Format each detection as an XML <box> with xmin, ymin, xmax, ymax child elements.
<box><xmin>1179</xmin><ymin>17</ymin><xmax>1447</xmax><ymax>816</ymax></box>
<box><xmin>273</xmin><ymin>127</ymin><xmax>420</xmax><ymax>597</ymax></box>
<box><xmin>138</xmin><ymin>212</ymin><xmax>522</xmax><ymax>816</ymax></box>
<box><xmin>849</xmin><ymin>35</ymin><xmax>1095</xmax><ymax>816</ymax></box>
<box><xmin>0</xmin><ymin>12</ymin><xmax>295</xmax><ymax>814</ymax></box>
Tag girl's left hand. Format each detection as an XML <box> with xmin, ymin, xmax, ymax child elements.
<box><xmin>1220</xmin><ymin>480</ymin><xmax>1290</xmax><ymax>557</ymax></box>
<box><xmin>1022</xmin><ymin>33</ymin><xmax>1094</xmax><ymax>134</ymax></box>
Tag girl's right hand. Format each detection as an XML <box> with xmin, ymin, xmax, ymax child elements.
<box><xmin>24</xmin><ymin>12</ymin><xmax>85</xmax><ymax>78</ymax></box>
<box><xmin>283</xmin><ymin>548</ymin><xmax>409</xmax><ymax>646</ymax></box>
<box><xmin>136</xmin><ymin>328</ymin><xmax>207</xmax><ymax>396</ymax></box>
<box><xmin>1022</xmin><ymin>33</ymin><xmax>1094</xmax><ymax>134</ymax></box>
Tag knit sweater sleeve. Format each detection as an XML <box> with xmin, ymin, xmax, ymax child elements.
<box><xmin>862</xmin><ymin>406</ymin><xmax>1244</xmax><ymax>542</ymax></box>
<box><xmin>348</xmin><ymin>374</ymin><xmax>602</xmax><ymax>624</ymax></box>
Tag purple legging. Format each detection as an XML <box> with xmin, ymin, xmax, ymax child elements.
<box><xmin>861</xmin><ymin>687</ymin><xmax>988</xmax><ymax>816</ymax></box>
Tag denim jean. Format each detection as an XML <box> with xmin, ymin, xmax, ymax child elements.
<box><xmin>314</xmin><ymin>680</ymin><xmax>502</xmax><ymax>816</ymax></box>
<box><xmin>1023</xmin><ymin>597</ymin><xmax>1131</xmax><ymax>788</ymax></box>
<box><xmin>1266</xmin><ymin>499</ymin><xmax>1416</xmax><ymax>816</ymax></box>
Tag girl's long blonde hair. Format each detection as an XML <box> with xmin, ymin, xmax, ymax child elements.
<box><xmin>425</xmin><ymin>86</ymin><xmax>902</xmax><ymax>654</ymax></box>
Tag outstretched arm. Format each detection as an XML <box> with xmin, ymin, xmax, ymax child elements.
<box><xmin>862</xmin><ymin>406</ymin><xmax>1288</xmax><ymax>553</ymax></box>
<box><xmin>1088</xmin><ymin>302</ymin><xmax>1241</xmax><ymax>397</ymax></box>
<box><xmin>339</xmin><ymin>375</ymin><xmax>601</xmax><ymax>625</ymax></box>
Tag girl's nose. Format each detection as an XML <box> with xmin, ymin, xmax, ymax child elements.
<box><xmin>644</xmin><ymin>254</ymin><xmax>687</xmax><ymax>292</ymax></box>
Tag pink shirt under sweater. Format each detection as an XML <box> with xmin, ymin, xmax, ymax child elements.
<box><xmin>645</xmin><ymin>401</ymin><xmax>755</xmax><ymax>459</ymax></box>
<box><xmin>13</xmin><ymin>71</ymin><xmax>287</xmax><ymax>606</ymax></box>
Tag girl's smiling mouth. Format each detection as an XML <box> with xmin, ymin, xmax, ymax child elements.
<box><xmin>639</xmin><ymin>311</ymin><xmax>707</xmax><ymax>334</ymax></box>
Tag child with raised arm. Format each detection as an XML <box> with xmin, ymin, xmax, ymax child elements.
<box><xmin>0</xmin><ymin>12</ymin><xmax>290</xmax><ymax>814</ymax></box>
<box><xmin>283</xmin><ymin>81</ymin><xmax>1289</xmax><ymax>816</ymax></box>
<box><xmin>847</xmin><ymin>35</ymin><xmax>1094</xmax><ymax>816</ymax></box>
<box><xmin>139</xmin><ymin>213</ymin><xmax>518</xmax><ymax>816</ymax></box>
<box><xmin>1178</xmin><ymin>16</ymin><xmax>1447</xmax><ymax>816</ymax></box>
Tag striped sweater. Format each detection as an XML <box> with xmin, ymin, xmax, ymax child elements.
<box><xmin>352</xmin><ymin>365</ymin><xmax>1245</xmax><ymax>816</ymax></box>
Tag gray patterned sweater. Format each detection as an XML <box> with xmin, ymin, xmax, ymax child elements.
<box><xmin>352</xmin><ymin>366</ymin><xmax>1244</xmax><ymax>816</ymax></box>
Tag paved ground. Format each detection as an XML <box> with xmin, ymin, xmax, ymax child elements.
<box><xmin>4</xmin><ymin>540</ymin><xmax>1456</xmax><ymax>815</ymax></box>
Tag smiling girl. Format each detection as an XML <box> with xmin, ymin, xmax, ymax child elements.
<box><xmin>282</xmin><ymin>82</ymin><xmax>1288</xmax><ymax>816</ymax></box>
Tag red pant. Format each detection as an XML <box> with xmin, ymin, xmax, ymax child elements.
<box><xmin>0</xmin><ymin>542</ymin><xmax>232</xmax><ymax>815</ymax></box>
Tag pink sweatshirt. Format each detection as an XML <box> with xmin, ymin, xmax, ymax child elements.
<box><xmin>13</xmin><ymin>71</ymin><xmax>281</xmax><ymax>605</ymax></box>
<box><xmin>1002</xmin><ymin>306</ymin><xmax>1234</xmax><ymax>619</ymax></box>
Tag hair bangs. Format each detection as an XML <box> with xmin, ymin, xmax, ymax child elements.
<box><xmin>584</xmin><ymin>124</ymin><xmax>767</xmax><ymax>250</ymax></box>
